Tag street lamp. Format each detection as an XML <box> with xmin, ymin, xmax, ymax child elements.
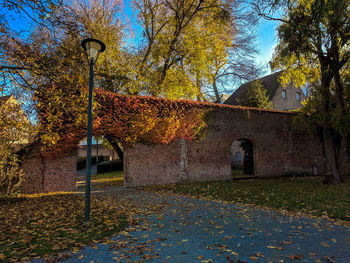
<box><xmin>81</xmin><ymin>38</ymin><xmax>106</xmax><ymax>222</ymax></box>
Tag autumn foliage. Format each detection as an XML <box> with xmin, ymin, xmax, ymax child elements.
<box><xmin>37</xmin><ymin>87</ymin><xmax>210</xmax><ymax>156</ymax></box>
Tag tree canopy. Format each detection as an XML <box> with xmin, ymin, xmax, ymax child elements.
<box><xmin>236</xmin><ymin>80</ymin><xmax>272</xmax><ymax>109</ymax></box>
<box><xmin>0</xmin><ymin>0</ymin><xmax>262</xmax><ymax>104</ymax></box>
<box><xmin>264</xmin><ymin>0</ymin><xmax>350</xmax><ymax>184</ymax></box>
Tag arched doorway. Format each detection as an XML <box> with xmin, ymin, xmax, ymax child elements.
<box><xmin>76</xmin><ymin>136</ymin><xmax>124</xmax><ymax>189</ymax></box>
<box><xmin>230</xmin><ymin>139</ymin><xmax>255</xmax><ymax>177</ymax></box>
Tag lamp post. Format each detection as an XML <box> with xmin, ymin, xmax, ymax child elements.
<box><xmin>81</xmin><ymin>38</ymin><xmax>106</xmax><ymax>222</ymax></box>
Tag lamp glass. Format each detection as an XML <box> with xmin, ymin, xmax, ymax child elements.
<box><xmin>86</xmin><ymin>41</ymin><xmax>103</xmax><ymax>64</ymax></box>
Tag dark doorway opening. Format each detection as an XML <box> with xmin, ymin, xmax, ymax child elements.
<box><xmin>230</xmin><ymin>139</ymin><xmax>254</xmax><ymax>177</ymax></box>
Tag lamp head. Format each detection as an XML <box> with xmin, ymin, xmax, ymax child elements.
<box><xmin>81</xmin><ymin>38</ymin><xmax>106</xmax><ymax>65</ymax></box>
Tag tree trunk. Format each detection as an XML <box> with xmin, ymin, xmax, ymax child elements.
<box><xmin>338</xmin><ymin>135</ymin><xmax>350</xmax><ymax>179</ymax></box>
<box><xmin>323</xmin><ymin>130</ymin><xmax>342</xmax><ymax>184</ymax></box>
<box><xmin>213</xmin><ymin>80</ymin><xmax>221</xmax><ymax>103</ymax></box>
<box><xmin>329</xmin><ymin>42</ymin><xmax>347</xmax><ymax>181</ymax></box>
<box><xmin>105</xmin><ymin>136</ymin><xmax>123</xmax><ymax>164</ymax></box>
<box><xmin>320</xmin><ymin>69</ymin><xmax>342</xmax><ymax>184</ymax></box>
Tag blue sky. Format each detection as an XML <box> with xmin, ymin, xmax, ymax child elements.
<box><xmin>256</xmin><ymin>19</ymin><xmax>279</xmax><ymax>74</ymax></box>
<box><xmin>5</xmin><ymin>1</ymin><xmax>279</xmax><ymax>78</ymax></box>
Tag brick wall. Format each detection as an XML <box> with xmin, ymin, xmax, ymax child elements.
<box><xmin>21</xmin><ymin>146</ymin><xmax>77</xmax><ymax>194</ymax></box>
<box><xmin>124</xmin><ymin>108</ymin><xmax>325</xmax><ymax>187</ymax></box>
<box><xmin>21</xmin><ymin>106</ymin><xmax>327</xmax><ymax>192</ymax></box>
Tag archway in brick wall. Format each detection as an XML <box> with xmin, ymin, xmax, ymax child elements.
<box><xmin>21</xmin><ymin>89</ymin><xmax>327</xmax><ymax>193</ymax></box>
<box><xmin>230</xmin><ymin>139</ymin><xmax>255</xmax><ymax>177</ymax></box>
<box><xmin>76</xmin><ymin>136</ymin><xmax>124</xmax><ymax>188</ymax></box>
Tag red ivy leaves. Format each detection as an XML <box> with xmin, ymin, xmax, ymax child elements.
<box><xmin>37</xmin><ymin>87</ymin><xmax>293</xmax><ymax>157</ymax></box>
<box><xmin>38</xmin><ymin>88</ymin><xmax>209</xmax><ymax>157</ymax></box>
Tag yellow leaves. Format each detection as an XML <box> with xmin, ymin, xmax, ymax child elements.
<box><xmin>266</xmin><ymin>245</ymin><xmax>276</xmax><ymax>249</ymax></box>
<box><xmin>119</xmin><ymin>231</ymin><xmax>129</xmax><ymax>236</ymax></box>
<box><xmin>0</xmin><ymin>194</ymin><xmax>134</xmax><ymax>261</ymax></box>
<box><xmin>267</xmin><ymin>245</ymin><xmax>284</xmax><ymax>250</ymax></box>
<box><xmin>321</xmin><ymin>242</ymin><xmax>331</xmax><ymax>247</ymax></box>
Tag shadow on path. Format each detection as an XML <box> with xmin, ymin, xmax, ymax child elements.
<box><xmin>33</xmin><ymin>189</ymin><xmax>350</xmax><ymax>263</ymax></box>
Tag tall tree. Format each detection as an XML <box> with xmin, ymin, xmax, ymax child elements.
<box><xmin>236</xmin><ymin>80</ymin><xmax>272</xmax><ymax>108</ymax></box>
<box><xmin>257</xmin><ymin>0</ymin><xmax>350</xmax><ymax>184</ymax></box>
<box><xmin>132</xmin><ymin>0</ymin><xmax>261</xmax><ymax>101</ymax></box>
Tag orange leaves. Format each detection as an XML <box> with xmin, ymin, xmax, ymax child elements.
<box><xmin>0</xmin><ymin>194</ymin><xmax>127</xmax><ymax>262</ymax></box>
<box><xmin>38</xmin><ymin>88</ymin><xmax>211</xmax><ymax>157</ymax></box>
<box><xmin>93</xmin><ymin>90</ymin><xmax>210</xmax><ymax>147</ymax></box>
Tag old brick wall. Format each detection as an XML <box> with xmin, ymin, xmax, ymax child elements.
<box><xmin>124</xmin><ymin>108</ymin><xmax>325</xmax><ymax>187</ymax></box>
<box><xmin>21</xmin><ymin>146</ymin><xmax>77</xmax><ymax>194</ymax></box>
<box><xmin>20</xmin><ymin>106</ymin><xmax>327</xmax><ymax>192</ymax></box>
<box><xmin>124</xmin><ymin>141</ymin><xmax>183</xmax><ymax>187</ymax></box>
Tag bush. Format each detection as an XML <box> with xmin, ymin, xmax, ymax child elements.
<box><xmin>0</xmin><ymin>150</ymin><xmax>24</xmax><ymax>196</ymax></box>
<box><xmin>77</xmin><ymin>156</ymin><xmax>110</xmax><ymax>170</ymax></box>
<box><xmin>98</xmin><ymin>160</ymin><xmax>123</xmax><ymax>173</ymax></box>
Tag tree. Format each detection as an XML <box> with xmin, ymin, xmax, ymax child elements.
<box><xmin>0</xmin><ymin>96</ymin><xmax>33</xmax><ymax>196</ymax></box>
<box><xmin>236</xmin><ymin>80</ymin><xmax>272</xmax><ymax>108</ymax></box>
<box><xmin>1</xmin><ymin>0</ymin><xmax>262</xmax><ymax>161</ymax></box>
<box><xmin>261</xmin><ymin>0</ymin><xmax>350</xmax><ymax>184</ymax></box>
<box><xmin>132</xmin><ymin>0</ymin><xmax>262</xmax><ymax>101</ymax></box>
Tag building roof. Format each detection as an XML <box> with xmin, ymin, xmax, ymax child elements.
<box><xmin>0</xmin><ymin>95</ymin><xmax>12</xmax><ymax>106</ymax></box>
<box><xmin>224</xmin><ymin>71</ymin><xmax>283</xmax><ymax>105</ymax></box>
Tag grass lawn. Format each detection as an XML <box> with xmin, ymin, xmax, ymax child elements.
<box><xmin>231</xmin><ymin>169</ymin><xmax>245</xmax><ymax>176</ymax></box>
<box><xmin>92</xmin><ymin>170</ymin><xmax>123</xmax><ymax>180</ymax></box>
<box><xmin>91</xmin><ymin>170</ymin><xmax>124</xmax><ymax>188</ymax></box>
<box><xmin>145</xmin><ymin>177</ymin><xmax>350</xmax><ymax>222</ymax></box>
<box><xmin>0</xmin><ymin>193</ymin><xmax>128</xmax><ymax>262</ymax></box>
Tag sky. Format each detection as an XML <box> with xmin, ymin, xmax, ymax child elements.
<box><xmin>256</xmin><ymin>20</ymin><xmax>279</xmax><ymax>74</ymax></box>
<box><xmin>121</xmin><ymin>0</ymin><xmax>281</xmax><ymax>76</ymax></box>
<box><xmin>4</xmin><ymin>1</ymin><xmax>280</xmax><ymax>78</ymax></box>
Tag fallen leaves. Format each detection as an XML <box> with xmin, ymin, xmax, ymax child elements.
<box><xmin>289</xmin><ymin>254</ymin><xmax>304</xmax><ymax>260</ymax></box>
<box><xmin>0</xmin><ymin>192</ymin><xmax>167</xmax><ymax>262</ymax></box>
<box><xmin>267</xmin><ymin>245</ymin><xmax>285</xmax><ymax>250</ymax></box>
<box><xmin>144</xmin><ymin>178</ymin><xmax>350</xmax><ymax>222</ymax></box>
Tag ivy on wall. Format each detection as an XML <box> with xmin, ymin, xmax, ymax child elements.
<box><xmin>37</xmin><ymin>88</ymin><xmax>210</xmax><ymax>156</ymax></box>
<box><xmin>37</xmin><ymin>87</ymin><xmax>287</xmax><ymax>157</ymax></box>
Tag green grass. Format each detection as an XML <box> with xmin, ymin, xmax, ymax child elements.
<box><xmin>0</xmin><ymin>193</ymin><xmax>128</xmax><ymax>262</ymax></box>
<box><xmin>91</xmin><ymin>171</ymin><xmax>124</xmax><ymax>188</ymax></box>
<box><xmin>145</xmin><ymin>177</ymin><xmax>350</xmax><ymax>222</ymax></box>
<box><xmin>92</xmin><ymin>170</ymin><xmax>123</xmax><ymax>180</ymax></box>
<box><xmin>231</xmin><ymin>169</ymin><xmax>245</xmax><ymax>176</ymax></box>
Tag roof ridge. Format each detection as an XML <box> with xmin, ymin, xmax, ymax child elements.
<box><xmin>223</xmin><ymin>71</ymin><xmax>284</xmax><ymax>105</ymax></box>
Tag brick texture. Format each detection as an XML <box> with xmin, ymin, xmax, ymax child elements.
<box><xmin>21</xmin><ymin>107</ymin><xmax>328</xmax><ymax>192</ymax></box>
<box><xmin>21</xmin><ymin>146</ymin><xmax>76</xmax><ymax>194</ymax></box>
<box><xmin>124</xmin><ymin>109</ymin><xmax>325</xmax><ymax>187</ymax></box>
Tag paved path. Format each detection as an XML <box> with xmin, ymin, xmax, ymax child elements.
<box><xmin>76</xmin><ymin>164</ymin><xmax>97</xmax><ymax>176</ymax></box>
<box><xmin>37</xmin><ymin>190</ymin><xmax>350</xmax><ymax>263</ymax></box>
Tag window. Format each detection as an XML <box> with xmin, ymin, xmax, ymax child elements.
<box><xmin>282</xmin><ymin>90</ymin><xmax>287</xmax><ymax>99</ymax></box>
<box><xmin>236</xmin><ymin>152</ymin><xmax>242</xmax><ymax>162</ymax></box>
<box><xmin>296</xmin><ymin>92</ymin><xmax>300</xmax><ymax>101</ymax></box>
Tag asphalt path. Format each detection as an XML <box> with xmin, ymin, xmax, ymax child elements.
<box><xmin>34</xmin><ymin>190</ymin><xmax>350</xmax><ymax>263</ymax></box>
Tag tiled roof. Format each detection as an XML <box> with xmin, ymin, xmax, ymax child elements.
<box><xmin>224</xmin><ymin>71</ymin><xmax>283</xmax><ymax>105</ymax></box>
